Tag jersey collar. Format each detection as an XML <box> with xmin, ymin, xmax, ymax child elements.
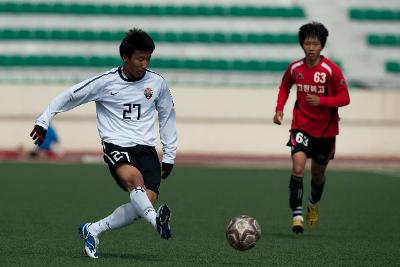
<box><xmin>118</xmin><ymin>66</ymin><xmax>146</xmax><ymax>82</ymax></box>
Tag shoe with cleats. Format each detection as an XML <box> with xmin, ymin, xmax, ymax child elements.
<box><xmin>79</xmin><ymin>223</ymin><xmax>99</xmax><ymax>259</ymax></box>
<box><xmin>291</xmin><ymin>216</ymin><xmax>304</xmax><ymax>234</ymax></box>
<box><xmin>306</xmin><ymin>205</ymin><xmax>319</xmax><ymax>226</ymax></box>
<box><xmin>156</xmin><ymin>204</ymin><xmax>171</xmax><ymax>240</ymax></box>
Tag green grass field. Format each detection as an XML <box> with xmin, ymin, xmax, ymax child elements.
<box><xmin>1</xmin><ymin>162</ymin><xmax>399</xmax><ymax>266</ymax></box>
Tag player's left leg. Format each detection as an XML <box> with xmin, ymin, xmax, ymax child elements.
<box><xmin>88</xmin><ymin>202</ymin><xmax>140</xmax><ymax>236</ymax></box>
<box><xmin>306</xmin><ymin>160</ymin><xmax>327</xmax><ymax>226</ymax></box>
<box><xmin>79</xmin><ymin>201</ymin><xmax>141</xmax><ymax>258</ymax></box>
<box><xmin>306</xmin><ymin>136</ymin><xmax>335</xmax><ymax>226</ymax></box>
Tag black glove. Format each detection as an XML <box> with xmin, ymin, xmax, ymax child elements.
<box><xmin>30</xmin><ymin>125</ymin><xmax>47</xmax><ymax>146</ymax></box>
<box><xmin>161</xmin><ymin>162</ymin><xmax>174</xmax><ymax>179</ymax></box>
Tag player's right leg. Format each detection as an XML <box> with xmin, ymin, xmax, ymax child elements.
<box><xmin>156</xmin><ymin>204</ymin><xmax>171</xmax><ymax>239</ymax></box>
<box><xmin>290</xmin><ymin>152</ymin><xmax>307</xmax><ymax>234</ymax></box>
<box><xmin>116</xmin><ymin>164</ymin><xmax>172</xmax><ymax>239</ymax></box>
<box><xmin>103</xmin><ymin>143</ymin><xmax>171</xmax><ymax>239</ymax></box>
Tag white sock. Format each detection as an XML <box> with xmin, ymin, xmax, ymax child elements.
<box><xmin>88</xmin><ymin>203</ymin><xmax>139</xmax><ymax>236</ymax></box>
<box><xmin>130</xmin><ymin>187</ymin><xmax>157</xmax><ymax>228</ymax></box>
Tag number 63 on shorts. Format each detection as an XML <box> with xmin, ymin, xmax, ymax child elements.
<box><xmin>286</xmin><ymin>129</ymin><xmax>336</xmax><ymax>164</ymax></box>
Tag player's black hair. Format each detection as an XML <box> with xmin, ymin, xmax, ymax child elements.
<box><xmin>119</xmin><ymin>28</ymin><xmax>155</xmax><ymax>58</ymax></box>
<box><xmin>298</xmin><ymin>21</ymin><xmax>329</xmax><ymax>48</ymax></box>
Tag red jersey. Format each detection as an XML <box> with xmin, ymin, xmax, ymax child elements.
<box><xmin>275</xmin><ymin>56</ymin><xmax>350</xmax><ymax>138</ymax></box>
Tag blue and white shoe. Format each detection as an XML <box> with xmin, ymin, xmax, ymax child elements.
<box><xmin>156</xmin><ymin>204</ymin><xmax>172</xmax><ymax>240</ymax></box>
<box><xmin>78</xmin><ymin>223</ymin><xmax>99</xmax><ymax>258</ymax></box>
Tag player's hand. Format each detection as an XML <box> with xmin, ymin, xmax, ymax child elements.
<box><xmin>273</xmin><ymin>111</ymin><xmax>284</xmax><ymax>125</ymax></box>
<box><xmin>30</xmin><ymin>125</ymin><xmax>47</xmax><ymax>146</ymax></box>
<box><xmin>305</xmin><ymin>94</ymin><xmax>320</xmax><ymax>106</ymax></box>
<box><xmin>161</xmin><ymin>162</ymin><xmax>174</xmax><ymax>179</ymax></box>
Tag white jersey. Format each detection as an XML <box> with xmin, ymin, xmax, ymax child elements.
<box><xmin>36</xmin><ymin>67</ymin><xmax>178</xmax><ymax>163</ymax></box>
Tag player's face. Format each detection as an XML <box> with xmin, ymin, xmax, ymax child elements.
<box><xmin>302</xmin><ymin>37</ymin><xmax>323</xmax><ymax>64</ymax></box>
<box><xmin>123</xmin><ymin>50</ymin><xmax>152</xmax><ymax>79</ymax></box>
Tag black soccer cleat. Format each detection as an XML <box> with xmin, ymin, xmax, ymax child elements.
<box><xmin>156</xmin><ymin>204</ymin><xmax>171</xmax><ymax>239</ymax></box>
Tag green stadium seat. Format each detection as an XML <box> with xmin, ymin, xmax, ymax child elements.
<box><xmin>210</xmin><ymin>5</ymin><xmax>226</xmax><ymax>16</ymax></box>
<box><xmin>211</xmin><ymin>32</ymin><xmax>227</xmax><ymax>43</ymax></box>
<box><xmin>166</xmin><ymin>58</ymin><xmax>183</xmax><ymax>69</ymax></box>
<box><xmin>0</xmin><ymin>55</ymin><xmax>14</xmax><ymax>66</ymax></box>
<box><xmin>130</xmin><ymin>5</ymin><xmax>147</xmax><ymax>15</ymax></box>
<box><xmin>182</xmin><ymin>59</ymin><xmax>199</xmax><ymax>69</ymax></box>
<box><xmin>65</xmin><ymin>30</ymin><xmax>81</xmax><ymax>40</ymax></box>
<box><xmin>148</xmin><ymin>31</ymin><xmax>161</xmax><ymax>42</ymax></box>
<box><xmin>368</xmin><ymin>34</ymin><xmax>400</xmax><ymax>46</ymax></box>
<box><xmin>51</xmin><ymin>3</ymin><xmax>68</xmax><ymax>14</ymax></box>
<box><xmin>37</xmin><ymin>2</ymin><xmax>52</xmax><ymax>13</ymax></box>
<box><xmin>247</xmin><ymin>33</ymin><xmax>263</xmax><ymax>43</ymax></box>
<box><xmin>279</xmin><ymin>33</ymin><xmax>297</xmax><ymax>44</ymax></box>
<box><xmin>290</xmin><ymin>7</ymin><xmax>305</xmax><ymax>17</ymax></box>
<box><xmin>180</xmin><ymin>5</ymin><xmax>197</xmax><ymax>16</ymax></box>
<box><xmin>32</xmin><ymin>29</ymin><xmax>47</xmax><ymax>40</ymax></box>
<box><xmin>0</xmin><ymin>54</ymin><xmax>296</xmax><ymax>72</ymax></box>
<box><xmin>82</xmin><ymin>30</ymin><xmax>98</xmax><ymax>41</ymax></box>
<box><xmin>197</xmin><ymin>33</ymin><xmax>211</xmax><ymax>43</ymax></box>
<box><xmin>196</xmin><ymin>5</ymin><xmax>213</xmax><ymax>16</ymax></box>
<box><xmin>349</xmin><ymin>8</ymin><xmax>400</xmax><ymax>21</ymax></box>
<box><xmin>48</xmin><ymin>30</ymin><xmax>66</xmax><ymax>40</ymax></box>
<box><xmin>164</xmin><ymin>5</ymin><xmax>179</xmax><ymax>16</ymax></box>
<box><xmin>97</xmin><ymin>31</ymin><xmax>115</xmax><ymax>41</ymax></box>
<box><xmin>349</xmin><ymin>9</ymin><xmax>363</xmax><ymax>19</ymax></box>
<box><xmin>0</xmin><ymin>2</ymin><xmax>15</xmax><ymax>12</ymax></box>
<box><xmin>164</xmin><ymin>32</ymin><xmax>179</xmax><ymax>43</ymax></box>
<box><xmin>180</xmin><ymin>32</ymin><xmax>195</xmax><ymax>43</ymax></box>
<box><xmin>0</xmin><ymin>2</ymin><xmax>306</xmax><ymax>18</ymax></box>
<box><xmin>367</xmin><ymin>34</ymin><xmax>381</xmax><ymax>45</ymax></box>
<box><xmin>382</xmin><ymin>35</ymin><xmax>398</xmax><ymax>46</ymax></box>
<box><xmin>19</xmin><ymin>3</ymin><xmax>35</xmax><ymax>12</ymax></box>
<box><xmin>18</xmin><ymin>29</ymin><xmax>33</xmax><ymax>39</ymax></box>
<box><xmin>147</xmin><ymin>5</ymin><xmax>164</xmax><ymax>16</ymax></box>
<box><xmin>386</xmin><ymin>61</ymin><xmax>400</xmax><ymax>73</ymax></box>
<box><xmin>229</xmin><ymin>6</ymin><xmax>245</xmax><ymax>16</ymax></box>
<box><xmin>0</xmin><ymin>29</ymin><xmax>17</xmax><ymax>39</ymax></box>
<box><xmin>0</xmin><ymin>28</ymin><xmax>300</xmax><ymax>45</ymax></box>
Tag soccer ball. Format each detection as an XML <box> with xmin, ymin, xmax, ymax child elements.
<box><xmin>226</xmin><ymin>215</ymin><xmax>261</xmax><ymax>251</ymax></box>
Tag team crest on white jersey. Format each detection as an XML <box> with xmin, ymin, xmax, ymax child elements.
<box><xmin>144</xmin><ymin>88</ymin><xmax>153</xmax><ymax>100</ymax></box>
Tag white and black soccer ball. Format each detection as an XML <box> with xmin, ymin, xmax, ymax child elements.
<box><xmin>226</xmin><ymin>215</ymin><xmax>261</xmax><ymax>251</ymax></box>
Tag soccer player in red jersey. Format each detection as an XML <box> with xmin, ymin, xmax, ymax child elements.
<box><xmin>273</xmin><ymin>22</ymin><xmax>350</xmax><ymax>233</ymax></box>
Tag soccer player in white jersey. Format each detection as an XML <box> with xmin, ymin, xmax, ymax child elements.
<box><xmin>29</xmin><ymin>28</ymin><xmax>177</xmax><ymax>258</ymax></box>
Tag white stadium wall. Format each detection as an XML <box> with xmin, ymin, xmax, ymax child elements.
<box><xmin>1</xmin><ymin>84</ymin><xmax>399</xmax><ymax>158</ymax></box>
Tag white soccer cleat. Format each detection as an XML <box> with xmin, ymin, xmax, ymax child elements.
<box><xmin>79</xmin><ymin>223</ymin><xmax>99</xmax><ymax>258</ymax></box>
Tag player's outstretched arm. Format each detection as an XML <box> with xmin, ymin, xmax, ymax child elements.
<box><xmin>30</xmin><ymin>125</ymin><xmax>47</xmax><ymax>146</ymax></box>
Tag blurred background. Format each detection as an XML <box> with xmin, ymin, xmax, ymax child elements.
<box><xmin>0</xmin><ymin>0</ymin><xmax>399</xmax><ymax>166</ymax></box>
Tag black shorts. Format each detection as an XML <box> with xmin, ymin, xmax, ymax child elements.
<box><xmin>103</xmin><ymin>142</ymin><xmax>161</xmax><ymax>194</ymax></box>
<box><xmin>286</xmin><ymin>129</ymin><xmax>336</xmax><ymax>165</ymax></box>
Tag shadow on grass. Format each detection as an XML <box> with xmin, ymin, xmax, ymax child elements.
<box><xmin>270</xmin><ymin>230</ymin><xmax>322</xmax><ymax>239</ymax></box>
<box><xmin>99</xmin><ymin>252</ymin><xmax>161</xmax><ymax>261</ymax></box>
